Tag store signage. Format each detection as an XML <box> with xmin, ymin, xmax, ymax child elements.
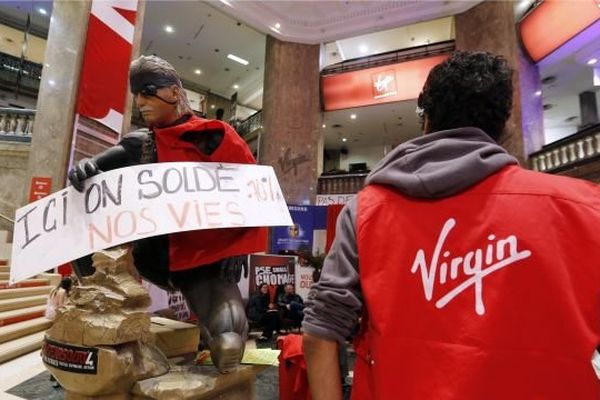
<box><xmin>519</xmin><ymin>0</ymin><xmax>600</xmax><ymax>63</ymax></box>
<box><xmin>76</xmin><ymin>0</ymin><xmax>139</xmax><ymax>133</ymax></box>
<box><xmin>322</xmin><ymin>54</ymin><xmax>448</xmax><ymax>111</ymax></box>
<box><xmin>42</xmin><ymin>339</ymin><xmax>98</xmax><ymax>374</ymax></box>
<box><xmin>10</xmin><ymin>162</ymin><xmax>292</xmax><ymax>284</ymax></box>
<box><xmin>28</xmin><ymin>177</ymin><xmax>52</xmax><ymax>202</ymax></box>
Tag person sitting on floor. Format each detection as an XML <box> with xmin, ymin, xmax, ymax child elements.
<box><xmin>277</xmin><ymin>283</ymin><xmax>305</xmax><ymax>326</ymax></box>
<box><xmin>248</xmin><ymin>283</ymin><xmax>281</xmax><ymax>341</ymax></box>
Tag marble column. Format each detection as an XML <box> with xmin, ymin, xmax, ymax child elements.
<box><xmin>455</xmin><ymin>1</ymin><xmax>545</xmax><ymax>164</ymax></box>
<box><xmin>22</xmin><ymin>0</ymin><xmax>92</xmax><ymax>202</ymax></box>
<box><xmin>260</xmin><ymin>36</ymin><xmax>322</xmax><ymax>205</ymax></box>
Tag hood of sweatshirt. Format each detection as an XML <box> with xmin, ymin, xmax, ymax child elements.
<box><xmin>365</xmin><ymin>127</ymin><xmax>518</xmax><ymax>199</ymax></box>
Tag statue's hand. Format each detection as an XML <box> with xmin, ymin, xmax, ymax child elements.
<box><xmin>68</xmin><ymin>158</ymin><xmax>100</xmax><ymax>192</ymax></box>
<box><xmin>219</xmin><ymin>255</ymin><xmax>248</xmax><ymax>283</ymax></box>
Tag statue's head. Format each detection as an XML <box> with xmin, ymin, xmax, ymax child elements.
<box><xmin>129</xmin><ymin>55</ymin><xmax>192</xmax><ymax>127</ymax></box>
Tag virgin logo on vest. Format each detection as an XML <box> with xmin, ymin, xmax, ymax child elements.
<box><xmin>410</xmin><ymin>218</ymin><xmax>532</xmax><ymax>315</ymax></box>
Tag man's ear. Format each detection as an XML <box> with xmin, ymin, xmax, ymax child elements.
<box><xmin>170</xmin><ymin>86</ymin><xmax>180</xmax><ymax>102</ymax></box>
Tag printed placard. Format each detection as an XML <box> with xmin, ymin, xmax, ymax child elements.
<box><xmin>11</xmin><ymin>162</ymin><xmax>292</xmax><ymax>284</ymax></box>
<box><xmin>42</xmin><ymin>339</ymin><xmax>98</xmax><ymax>374</ymax></box>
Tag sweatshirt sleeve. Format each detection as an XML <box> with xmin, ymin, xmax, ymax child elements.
<box><xmin>302</xmin><ymin>198</ymin><xmax>362</xmax><ymax>344</ymax></box>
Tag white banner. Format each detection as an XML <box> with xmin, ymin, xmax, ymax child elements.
<box><xmin>11</xmin><ymin>162</ymin><xmax>292</xmax><ymax>284</ymax></box>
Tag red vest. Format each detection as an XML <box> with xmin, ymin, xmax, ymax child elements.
<box><xmin>153</xmin><ymin>115</ymin><xmax>267</xmax><ymax>270</ymax></box>
<box><xmin>352</xmin><ymin>165</ymin><xmax>600</xmax><ymax>400</ymax></box>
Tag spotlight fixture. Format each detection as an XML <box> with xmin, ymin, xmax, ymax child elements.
<box><xmin>275</xmin><ymin>23</ymin><xmax>281</xmax><ymax>29</ymax></box>
<box><xmin>322</xmin><ymin>124</ymin><xmax>326</xmax><ymax>128</ymax></box>
<box><xmin>350</xmin><ymin>114</ymin><xmax>357</xmax><ymax>120</ymax></box>
<box><xmin>534</xmin><ymin>90</ymin><xmax>542</xmax><ymax>97</ymax></box>
<box><xmin>342</xmin><ymin>138</ymin><xmax>348</xmax><ymax>142</ymax></box>
<box><xmin>164</xmin><ymin>25</ymin><xmax>174</xmax><ymax>33</ymax></box>
<box><xmin>194</xmin><ymin>69</ymin><xmax>202</xmax><ymax>75</ymax></box>
<box><xmin>38</xmin><ymin>8</ymin><xmax>47</xmax><ymax>15</ymax></box>
<box><xmin>587</xmin><ymin>58</ymin><xmax>598</xmax><ymax>65</ymax></box>
<box><xmin>233</xmin><ymin>84</ymin><xmax>239</xmax><ymax>89</ymax></box>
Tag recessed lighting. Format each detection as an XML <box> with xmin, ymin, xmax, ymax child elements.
<box><xmin>342</xmin><ymin>138</ymin><xmax>347</xmax><ymax>142</ymax></box>
<box><xmin>587</xmin><ymin>58</ymin><xmax>598</xmax><ymax>65</ymax></box>
<box><xmin>48</xmin><ymin>79</ymin><xmax>55</xmax><ymax>86</ymax></box>
<box><xmin>227</xmin><ymin>54</ymin><xmax>249</xmax><ymax>65</ymax></box>
<box><xmin>233</xmin><ymin>84</ymin><xmax>239</xmax><ymax>89</ymax></box>
<box><xmin>194</xmin><ymin>69</ymin><xmax>202</xmax><ymax>75</ymax></box>
<box><xmin>275</xmin><ymin>23</ymin><xmax>281</xmax><ymax>29</ymax></box>
<box><xmin>534</xmin><ymin>90</ymin><xmax>542</xmax><ymax>97</ymax></box>
<box><xmin>350</xmin><ymin>114</ymin><xmax>357</xmax><ymax>119</ymax></box>
<box><xmin>219</xmin><ymin>0</ymin><xmax>233</xmax><ymax>7</ymax></box>
<box><xmin>164</xmin><ymin>25</ymin><xmax>174</xmax><ymax>33</ymax></box>
<box><xmin>359</xmin><ymin>45</ymin><xmax>368</xmax><ymax>54</ymax></box>
<box><xmin>270</xmin><ymin>26</ymin><xmax>281</xmax><ymax>34</ymax></box>
<box><xmin>37</xmin><ymin>8</ymin><xmax>47</xmax><ymax>15</ymax></box>
<box><xmin>322</xmin><ymin>124</ymin><xmax>326</xmax><ymax>128</ymax></box>
<box><xmin>211</xmin><ymin>105</ymin><xmax>215</xmax><ymax>109</ymax></box>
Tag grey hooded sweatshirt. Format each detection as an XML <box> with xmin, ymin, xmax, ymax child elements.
<box><xmin>302</xmin><ymin>127</ymin><xmax>518</xmax><ymax>343</ymax></box>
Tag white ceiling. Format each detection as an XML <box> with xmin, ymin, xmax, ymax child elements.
<box><xmin>323</xmin><ymin>99</ymin><xmax>422</xmax><ymax>149</ymax></box>
<box><xmin>208</xmin><ymin>0</ymin><xmax>477</xmax><ymax>45</ymax></box>
<box><xmin>141</xmin><ymin>1</ymin><xmax>266</xmax><ymax>110</ymax></box>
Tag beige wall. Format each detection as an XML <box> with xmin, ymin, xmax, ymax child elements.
<box><xmin>0</xmin><ymin>142</ymin><xmax>29</xmax><ymax>226</ymax></box>
<box><xmin>0</xmin><ymin>23</ymin><xmax>47</xmax><ymax>64</ymax></box>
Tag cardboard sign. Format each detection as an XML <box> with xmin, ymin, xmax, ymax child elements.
<box><xmin>29</xmin><ymin>177</ymin><xmax>52</xmax><ymax>202</ymax></box>
<box><xmin>42</xmin><ymin>339</ymin><xmax>99</xmax><ymax>375</ymax></box>
<box><xmin>10</xmin><ymin>162</ymin><xmax>292</xmax><ymax>284</ymax></box>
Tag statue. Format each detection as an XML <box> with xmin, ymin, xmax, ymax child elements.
<box><xmin>68</xmin><ymin>55</ymin><xmax>267</xmax><ymax>373</ymax></box>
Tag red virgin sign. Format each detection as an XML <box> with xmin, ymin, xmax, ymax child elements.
<box><xmin>322</xmin><ymin>54</ymin><xmax>448</xmax><ymax>111</ymax></box>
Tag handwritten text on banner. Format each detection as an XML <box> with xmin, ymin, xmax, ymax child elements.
<box><xmin>11</xmin><ymin>162</ymin><xmax>292</xmax><ymax>284</ymax></box>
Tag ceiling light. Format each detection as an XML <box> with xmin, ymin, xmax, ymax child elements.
<box><xmin>322</xmin><ymin>124</ymin><xmax>326</xmax><ymax>128</ymax></box>
<box><xmin>38</xmin><ymin>8</ymin><xmax>47</xmax><ymax>15</ymax></box>
<box><xmin>164</xmin><ymin>25</ymin><xmax>174</xmax><ymax>33</ymax></box>
<box><xmin>211</xmin><ymin>105</ymin><xmax>215</xmax><ymax>109</ymax></box>
<box><xmin>342</xmin><ymin>138</ymin><xmax>347</xmax><ymax>142</ymax></box>
<box><xmin>350</xmin><ymin>114</ymin><xmax>357</xmax><ymax>119</ymax></box>
<box><xmin>275</xmin><ymin>23</ymin><xmax>281</xmax><ymax>29</ymax></box>
<box><xmin>227</xmin><ymin>54</ymin><xmax>249</xmax><ymax>65</ymax></box>
<box><xmin>219</xmin><ymin>0</ymin><xmax>233</xmax><ymax>7</ymax></box>
<box><xmin>534</xmin><ymin>90</ymin><xmax>542</xmax><ymax>97</ymax></box>
<box><xmin>233</xmin><ymin>84</ymin><xmax>239</xmax><ymax>89</ymax></box>
<box><xmin>587</xmin><ymin>58</ymin><xmax>598</xmax><ymax>65</ymax></box>
<box><xmin>194</xmin><ymin>69</ymin><xmax>201</xmax><ymax>75</ymax></box>
<box><xmin>270</xmin><ymin>26</ymin><xmax>281</xmax><ymax>34</ymax></box>
<box><xmin>359</xmin><ymin>45</ymin><xmax>368</xmax><ymax>54</ymax></box>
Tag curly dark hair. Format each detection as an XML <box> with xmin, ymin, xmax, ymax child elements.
<box><xmin>417</xmin><ymin>51</ymin><xmax>513</xmax><ymax>142</ymax></box>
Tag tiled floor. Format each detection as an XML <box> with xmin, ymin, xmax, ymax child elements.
<box><xmin>0</xmin><ymin>332</ymin><xmax>355</xmax><ymax>400</ymax></box>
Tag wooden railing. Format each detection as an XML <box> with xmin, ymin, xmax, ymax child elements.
<box><xmin>317</xmin><ymin>173</ymin><xmax>368</xmax><ymax>195</ymax></box>
<box><xmin>0</xmin><ymin>108</ymin><xmax>35</xmax><ymax>142</ymax></box>
<box><xmin>529</xmin><ymin>124</ymin><xmax>600</xmax><ymax>173</ymax></box>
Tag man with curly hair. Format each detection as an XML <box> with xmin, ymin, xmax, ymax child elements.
<box><xmin>68</xmin><ymin>55</ymin><xmax>267</xmax><ymax>373</ymax></box>
<box><xmin>303</xmin><ymin>51</ymin><xmax>600</xmax><ymax>399</ymax></box>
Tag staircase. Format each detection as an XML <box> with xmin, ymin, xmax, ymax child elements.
<box><xmin>0</xmin><ymin>231</ymin><xmax>59</xmax><ymax>364</ymax></box>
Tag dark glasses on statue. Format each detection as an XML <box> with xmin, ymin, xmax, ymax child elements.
<box><xmin>137</xmin><ymin>84</ymin><xmax>159</xmax><ymax>96</ymax></box>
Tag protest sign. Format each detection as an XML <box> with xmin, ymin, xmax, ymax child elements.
<box><xmin>248</xmin><ymin>254</ymin><xmax>296</xmax><ymax>297</ymax></box>
<box><xmin>11</xmin><ymin>162</ymin><xmax>292</xmax><ymax>284</ymax></box>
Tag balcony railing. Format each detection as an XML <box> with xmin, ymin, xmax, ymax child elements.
<box><xmin>237</xmin><ymin>110</ymin><xmax>262</xmax><ymax>138</ymax></box>
<box><xmin>0</xmin><ymin>108</ymin><xmax>35</xmax><ymax>142</ymax></box>
<box><xmin>0</xmin><ymin>52</ymin><xmax>42</xmax><ymax>96</ymax></box>
<box><xmin>317</xmin><ymin>173</ymin><xmax>368</xmax><ymax>195</ymax></box>
<box><xmin>529</xmin><ymin>123</ymin><xmax>600</xmax><ymax>173</ymax></box>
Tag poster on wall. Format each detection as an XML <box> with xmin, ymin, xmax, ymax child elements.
<box><xmin>248</xmin><ymin>254</ymin><xmax>296</xmax><ymax>298</ymax></box>
<box><xmin>295</xmin><ymin>261</ymin><xmax>315</xmax><ymax>300</ymax></box>
<box><xmin>271</xmin><ymin>205</ymin><xmax>327</xmax><ymax>254</ymax></box>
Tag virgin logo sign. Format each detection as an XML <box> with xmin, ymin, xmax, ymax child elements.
<box><xmin>371</xmin><ymin>70</ymin><xmax>398</xmax><ymax>99</ymax></box>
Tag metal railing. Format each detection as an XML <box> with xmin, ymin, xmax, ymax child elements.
<box><xmin>0</xmin><ymin>108</ymin><xmax>35</xmax><ymax>142</ymax></box>
<box><xmin>529</xmin><ymin>123</ymin><xmax>600</xmax><ymax>173</ymax></box>
<box><xmin>317</xmin><ymin>173</ymin><xmax>368</xmax><ymax>195</ymax></box>
<box><xmin>0</xmin><ymin>52</ymin><xmax>43</xmax><ymax>96</ymax></box>
<box><xmin>236</xmin><ymin>110</ymin><xmax>262</xmax><ymax>138</ymax></box>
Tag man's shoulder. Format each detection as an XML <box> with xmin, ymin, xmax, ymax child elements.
<box><xmin>505</xmin><ymin>166</ymin><xmax>600</xmax><ymax>209</ymax></box>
